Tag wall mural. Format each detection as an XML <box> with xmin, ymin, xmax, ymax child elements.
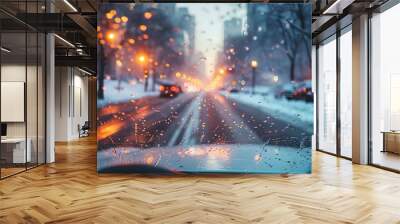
<box><xmin>97</xmin><ymin>3</ymin><xmax>313</xmax><ymax>174</ymax></box>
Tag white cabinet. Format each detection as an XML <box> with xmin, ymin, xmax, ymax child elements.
<box><xmin>1</xmin><ymin>138</ymin><xmax>31</xmax><ymax>163</ymax></box>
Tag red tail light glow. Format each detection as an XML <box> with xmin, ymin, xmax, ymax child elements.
<box><xmin>171</xmin><ymin>86</ymin><xmax>178</xmax><ymax>92</ymax></box>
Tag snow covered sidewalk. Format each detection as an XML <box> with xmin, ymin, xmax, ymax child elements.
<box><xmin>223</xmin><ymin>91</ymin><xmax>313</xmax><ymax>131</ymax></box>
<box><xmin>98</xmin><ymin>80</ymin><xmax>158</xmax><ymax>107</ymax></box>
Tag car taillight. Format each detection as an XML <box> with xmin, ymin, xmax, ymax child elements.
<box><xmin>160</xmin><ymin>86</ymin><xmax>165</xmax><ymax>91</ymax></box>
<box><xmin>171</xmin><ymin>86</ymin><xmax>178</xmax><ymax>92</ymax></box>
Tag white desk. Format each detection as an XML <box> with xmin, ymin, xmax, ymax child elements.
<box><xmin>1</xmin><ymin>138</ymin><xmax>31</xmax><ymax>163</ymax></box>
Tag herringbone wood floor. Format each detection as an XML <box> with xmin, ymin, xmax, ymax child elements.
<box><xmin>1</xmin><ymin>136</ymin><xmax>400</xmax><ymax>224</ymax></box>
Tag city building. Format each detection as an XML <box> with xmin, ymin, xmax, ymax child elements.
<box><xmin>224</xmin><ymin>18</ymin><xmax>242</xmax><ymax>42</ymax></box>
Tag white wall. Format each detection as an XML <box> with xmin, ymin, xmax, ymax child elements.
<box><xmin>1</xmin><ymin>65</ymin><xmax>42</xmax><ymax>137</ymax></box>
<box><xmin>55</xmin><ymin>67</ymin><xmax>70</xmax><ymax>141</ymax></box>
<box><xmin>55</xmin><ymin>67</ymin><xmax>89</xmax><ymax>141</ymax></box>
<box><xmin>1</xmin><ymin>63</ymin><xmax>46</xmax><ymax>164</ymax></box>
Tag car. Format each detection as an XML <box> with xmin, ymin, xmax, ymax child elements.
<box><xmin>229</xmin><ymin>88</ymin><xmax>240</xmax><ymax>93</ymax></box>
<box><xmin>159</xmin><ymin>81</ymin><xmax>182</xmax><ymax>97</ymax></box>
<box><xmin>274</xmin><ymin>83</ymin><xmax>297</xmax><ymax>99</ymax></box>
<box><xmin>291</xmin><ymin>81</ymin><xmax>313</xmax><ymax>102</ymax></box>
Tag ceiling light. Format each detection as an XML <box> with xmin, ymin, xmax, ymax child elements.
<box><xmin>78</xmin><ymin>67</ymin><xmax>93</xmax><ymax>76</ymax></box>
<box><xmin>323</xmin><ymin>0</ymin><xmax>341</xmax><ymax>14</ymax></box>
<box><xmin>54</xmin><ymin>34</ymin><xmax>75</xmax><ymax>48</ymax></box>
<box><xmin>63</xmin><ymin>0</ymin><xmax>78</xmax><ymax>12</ymax></box>
<box><xmin>322</xmin><ymin>0</ymin><xmax>355</xmax><ymax>15</ymax></box>
<box><xmin>1</xmin><ymin>47</ymin><xmax>11</xmax><ymax>53</ymax></box>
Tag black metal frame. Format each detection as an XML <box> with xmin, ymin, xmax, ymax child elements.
<box><xmin>315</xmin><ymin>23</ymin><xmax>353</xmax><ymax>162</ymax></box>
<box><xmin>315</xmin><ymin>0</ymin><xmax>400</xmax><ymax>172</ymax></box>
<box><xmin>336</xmin><ymin>25</ymin><xmax>341</xmax><ymax>158</ymax></box>
<box><xmin>0</xmin><ymin>0</ymin><xmax>47</xmax><ymax>180</ymax></box>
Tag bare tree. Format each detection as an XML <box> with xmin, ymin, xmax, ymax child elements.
<box><xmin>265</xmin><ymin>4</ymin><xmax>310</xmax><ymax>81</ymax></box>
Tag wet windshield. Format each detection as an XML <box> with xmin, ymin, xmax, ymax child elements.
<box><xmin>97</xmin><ymin>3</ymin><xmax>313</xmax><ymax>174</ymax></box>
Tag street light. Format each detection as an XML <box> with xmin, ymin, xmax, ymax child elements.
<box><xmin>105</xmin><ymin>31</ymin><xmax>116</xmax><ymax>43</ymax></box>
<box><xmin>250</xmin><ymin>59</ymin><xmax>258</xmax><ymax>95</ymax></box>
<box><xmin>137</xmin><ymin>53</ymin><xmax>149</xmax><ymax>91</ymax></box>
<box><xmin>139</xmin><ymin>55</ymin><xmax>145</xmax><ymax>63</ymax></box>
<box><xmin>272</xmin><ymin>75</ymin><xmax>279</xmax><ymax>83</ymax></box>
<box><xmin>251</xmin><ymin>60</ymin><xmax>258</xmax><ymax>68</ymax></box>
<box><xmin>144</xmin><ymin>12</ymin><xmax>153</xmax><ymax>20</ymax></box>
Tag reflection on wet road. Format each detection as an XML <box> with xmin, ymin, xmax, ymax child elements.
<box><xmin>98</xmin><ymin>92</ymin><xmax>312</xmax><ymax>173</ymax></box>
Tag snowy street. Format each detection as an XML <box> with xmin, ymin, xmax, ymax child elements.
<box><xmin>97</xmin><ymin>81</ymin><xmax>312</xmax><ymax>173</ymax></box>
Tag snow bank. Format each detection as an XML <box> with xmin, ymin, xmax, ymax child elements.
<box><xmin>98</xmin><ymin>80</ymin><xmax>158</xmax><ymax>107</ymax></box>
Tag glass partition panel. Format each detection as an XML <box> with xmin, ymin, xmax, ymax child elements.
<box><xmin>1</xmin><ymin>31</ymin><xmax>27</xmax><ymax>177</ymax></box>
<box><xmin>339</xmin><ymin>29</ymin><xmax>352</xmax><ymax>158</ymax></box>
<box><xmin>317</xmin><ymin>37</ymin><xmax>337</xmax><ymax>154</ymax></box>
<box><xmin>0</xmin><ymin>0</ymin><xmax>46</xmax><ymax>179</ymax></box>
<box><xmin>371</xmin><ymin>4</ymin><xmax>400</xmax><ymax>171</ymax></box>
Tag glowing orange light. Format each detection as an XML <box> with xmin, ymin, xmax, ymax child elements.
<box><xmin>144</xmin><ymin>12</ymin><xmax>152</xmax><ymax>20</ymax></box>
<box><xmin>106</xmin><ymin>13</ymin><xmax>114</xmax><ymax>19</ymax></box>
<box><xmin>143</xmin><ymin>34</ymin><xmax>149</xmax><ymax>40</ymax></box>
<box><xmin>137</xmin><ymin>54</ymin><xmax>146</xmax><ymax>64</ymax></box>
<box><xmin>139</xmin><ymin>24</ymin><xmax>147</xmax><ymax>32</ymax></box>
<box><xmin>251</xmin><ymin>60</ymin><xmax>258</xmax><ymax>68</ymax></box>
<box><xmin>97</xmin><ymin>120</ymin><xmax>124</xmax><ymax>140</ymax></box>
<box><xmin>99</xmin><ymin>105</ymin><xmax>119</xmax><ymax>116</ymax></box>
<box><xmin>145</xmin><ymin>155</ymin><xmax>155</xmax><ymax>165</ymax></box>
<box><xmin>128</xmin><ymin>38</ymin><xmax>135</xmax><ymax>44</ymax></box>
<box><xmin>114</xmin><ymin>17</ymin><xmax>121</xmax><ymax>23</ymax></box>
<box><xmin>116</xmin><ymin>60</ymin><xmax>122</xmax><ymax>67</ymax></box>
<box><xmin>171</xmin><ymin>86</ymin><xmax>178</xmax><ymax>92</ymax></box>
<box><xmin>121</xmin><ymin>16</ymin><xmax>128</xmax><ymax>23</ymax></box>
<box><xmin>219</xmin><ymin>68</ymin><xmax>225</xmax><ymax>75</ymax></box>
<box><xmin>97</xmin><ymin>26</ymin><xmax>101</xmax><ymax>32</ymax></box>
<box><xmin>106</xmin><ymin>31</ymin><xmax>116</xmax><ymax>42</ymax></box>
<box><xmin>159</xmin><ymin>86</ymin><xmax>165</xmax><ymax>91</ymax></box>
<box><xmin>175</xmin><ymin>72</ymin><xmax>181</xmax><ymax>78</ymax></box>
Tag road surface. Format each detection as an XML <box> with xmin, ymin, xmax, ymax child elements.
<box><xmin>97</xmin><ymin>91</ymin><xmax>312</xmax><ymax>173</ymax></box>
